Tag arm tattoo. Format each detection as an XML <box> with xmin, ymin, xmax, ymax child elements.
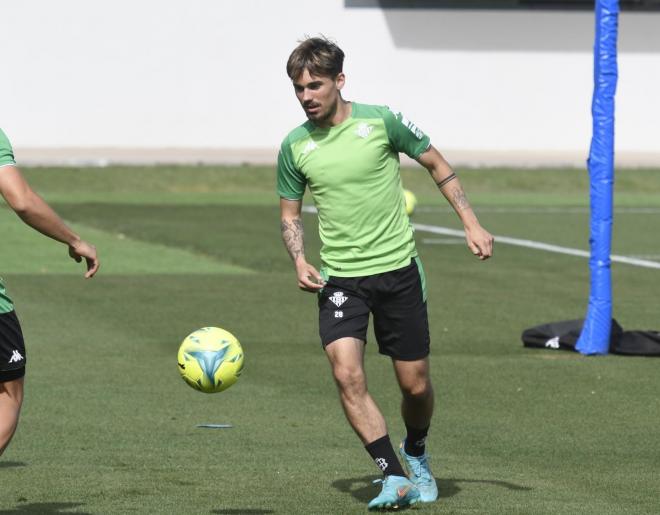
<box><xmin>435</xmin><ymin>172</ymin><xmax>457</xmax><ymax>189</ymax></box>
<box><xmin>452</xmin><ymin>187</ymin><xmax>470</xmax><ymax>211</ymax></box>
<box><xmin>280</xmin><ymin>218</ymin><xmax>305</xmax><ymax>262</ymax></box>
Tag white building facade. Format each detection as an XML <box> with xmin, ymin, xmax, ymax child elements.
<box><xmin>2</xmin><ymin>0</ymin><xmax>658</xmax><ymax>166</ymax></box>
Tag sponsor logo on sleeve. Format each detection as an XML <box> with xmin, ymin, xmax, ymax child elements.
<box><xmin>400</xmin><ymin>116</ymin><xmax>425</xmax><ymax>140</ymax></box>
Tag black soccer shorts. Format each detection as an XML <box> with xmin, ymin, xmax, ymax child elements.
<box><xmin>0</xmin><ymin>310</ymin><xmax>26</xmax><ymax>382</ymax></box>
<box><xmin>318</xmin><ymin>257</ymin><xmax>430</xmax><ymax>361</ymax></box>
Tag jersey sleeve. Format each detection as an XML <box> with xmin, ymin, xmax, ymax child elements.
<box><xmin>0</xmin><ymin>129</ymin><xmax>17</xmax><ymax>168</ymax></box>
<box><xmin>277</xmin><ymin>138</ymin><xmax>306</xmax><ymax>200</ymax></box>
<box><xmin>382</xmin><ymin>108</ymin><xmax>431</xmax><ymax>159</ymax></box>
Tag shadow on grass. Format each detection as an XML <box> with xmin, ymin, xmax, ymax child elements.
<box><xmin>0</xmin><ymin>503</ymin><xmax>91</xmax><ymax>514</ymax></box>
<box><xmin>0</xmin><ymin>461</ymin><xmax>27</xmax><ymax>469</ymax></box>
<box><xmin>211</xmin><ymin>510</ymin><xmax>274</xmax><ymax>514</ymax></box>
<box><xmin>332</xmin><ymin>475</ymin><xmax>531</xmax><ymax>503</ymax></box>
<box><xmin>442</xmin><ymin>478</ymin><xmax>532</xmax><ymax>493</ymax></box>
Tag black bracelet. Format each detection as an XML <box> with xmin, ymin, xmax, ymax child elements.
<box><xmin>436</xmin><ymin>173</ymin><xmax>457</xmax><ymax>189</ymax></box>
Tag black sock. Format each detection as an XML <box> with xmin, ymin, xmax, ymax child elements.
<box><xmin>404</xmin><ymin>424</ymin><xmax>429</xmax><ymax>457</ymax></box>
<box><xmin>365</xmin><ymin>435</ymin><xmax>407</xmax><ymax>477</ymax></box>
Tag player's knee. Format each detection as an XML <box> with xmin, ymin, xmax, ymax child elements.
<box><xmin>1</xmin><ymin>377</ymin><xmax>25</xmax><ymax>406</ymax></box>
<box><xmin>332</xmin><ymin>365</ymin><xmax>367</xmax><ymax>396</ymax></box>
<box><xmin>401</xmin><ymin>379</ymin><xmax>433</xmax><ymax>400</ymax></box>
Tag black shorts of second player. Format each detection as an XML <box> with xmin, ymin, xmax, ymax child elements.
<box><xmin>0</xmin><ymin>310</ymin><xmax>26</xmax><ymax>382</ymax></box>
<box><xmin>318</xmin><ymin>258</ymin><xmax>430</xmax><ymax>361</ymax></box>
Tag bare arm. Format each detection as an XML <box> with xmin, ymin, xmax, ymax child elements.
<box><xmin>416</xmin><ymin>145</ymin><xmax>494</xmax><ymax>260</ymax></box>
<box><xmin>280</xmin><ymin>198</ymin><xmax>324</xmax><ymax>292</ymax></box>
<box><xmin>0</xmin><ymin>165</ymin><xmax>100</xmax><ymax>277</ymax></box>
<box><xmin>280</xmin><ymin>199</ymin><xmax>306</xmax><ymax>264</ymax></box>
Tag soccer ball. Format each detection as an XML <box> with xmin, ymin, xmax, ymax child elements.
<box><xmin>404</xmin><ymin>189</ymin><xmax>417</xmax><ymax>216</ymax></box>
<box><xmin>177</xmin><ymin>327</ymin><xmax>244</xmax><ymax>393</ymax></box>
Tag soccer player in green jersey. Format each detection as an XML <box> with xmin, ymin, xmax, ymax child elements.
<box><xmin>0</xmin><ymin>128</ymin><xmax>99</xmax><ymax>457</ymax></box>
<box><xmin>278</xmin><ymin>37</ymin><xmax>493</xmax><ymax>510</ymax></box>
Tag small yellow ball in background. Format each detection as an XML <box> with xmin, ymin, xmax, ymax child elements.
<box><xmin>403</xmin><ymin>189</ymin><xmax>417</xmax><ymax>216</ymax></box>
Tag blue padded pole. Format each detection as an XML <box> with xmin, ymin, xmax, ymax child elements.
<box><xmin>576</xmin><ymin>0</ymin><xmax>619</xmax><ymax>355</ymax></box>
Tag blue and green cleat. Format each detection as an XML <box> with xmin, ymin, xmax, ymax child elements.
<box><xmin>398</xmin><ymin>442</ymin><xmax>438</xmax><ymax>503</ymax></box>
<box><xmin>367</xmin><ymin>474</ymin><xmax>420</xmax><ymax>510</ymax></box>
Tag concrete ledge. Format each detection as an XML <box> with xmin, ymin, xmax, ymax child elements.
<box><xmin>13</xmin><ymin>148</ymin><xmax>660</xmax><ymax>168</ymax></box>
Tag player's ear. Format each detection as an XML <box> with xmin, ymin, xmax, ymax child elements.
<box><xmin>335</xmin><ymin>72</ymin><xmax>346</xmax><ymax>91</ymax></box>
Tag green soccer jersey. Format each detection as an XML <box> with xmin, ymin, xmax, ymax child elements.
<box><xmin>277</xmin><ymin>102</ymin><xmax>430</xmax><ymax>277</ymax></box>
<box><xmin>0</xmin><ymin>128</ymin><xmax>17</xmax><ymax>313</ymax></box>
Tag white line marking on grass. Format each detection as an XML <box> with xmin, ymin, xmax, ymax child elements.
<box><xmin>416</xmin><ymin>206</ymin><xmax>660</xmax><ymax>214</ymax></box>
<box><xmin>421</xmin><ymin>238</ymin><xmax>465</xmax><ymax>245</ymax></box>
<box><xmin>302</xmin><ymin>205</ymin><xmax>660</xmax><ymax>270</ymax></box>
<box><xmin>413</xmin><ymin>223</ymin><xmax>660</xmax><ymax>270</ymax></box>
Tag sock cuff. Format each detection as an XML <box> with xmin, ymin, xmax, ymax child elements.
<box><xmin>365</xmin><ymin>434</ymin><xmax>390</xmax><ymax>450</ymax></box>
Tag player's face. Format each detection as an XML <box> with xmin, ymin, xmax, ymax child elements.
<box><xmin>292</xmin><ymin>69</ymin><xmax>345</xmax><ymax>126</ymax></box>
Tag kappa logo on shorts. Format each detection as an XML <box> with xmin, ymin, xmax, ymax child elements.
<box><xmin>8</xmin><ymin>350</ymin><xmax>23</xmax><ymax>364</ymax></box>
<box><xmin>329</xmin><ymin>291</ymin><xmax>348</xmax><ymax>307</ymax></box>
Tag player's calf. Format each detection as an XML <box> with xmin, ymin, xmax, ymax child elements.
<box><xmin>0</xmin><ymin>374</ymin><xmax>24</xmax><ymax>456</ymax></box>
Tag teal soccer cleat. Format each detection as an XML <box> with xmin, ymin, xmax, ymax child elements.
<box><xmin>367</xmin><ymin>474</ymin><xmax>420</xmax><ymax>510</ymax></box>
<box><xmin>399</xmin><ymin>442</ymin><xmax>439</xmax><ymax>503</ymax></box>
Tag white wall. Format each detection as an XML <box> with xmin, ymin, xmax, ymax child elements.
<box><xmin>1</xmin><ymin>0</ymin><xmax>659</xmax><ymax>165</ymax></box>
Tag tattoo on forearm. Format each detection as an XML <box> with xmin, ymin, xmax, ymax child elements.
<box><xmin>435</xmin><ymin>172</ymin><xmax>457</xmax><ymax>189</ymax></box>
<box><xmin>280</xmin><ymin>218</ymin><xmax>305</xmax><ymax>261</ymax></box>
<box><xmin>452</xmin><ymin>187</ymin><xmax>470</xmax><ymax>211</ymax></box>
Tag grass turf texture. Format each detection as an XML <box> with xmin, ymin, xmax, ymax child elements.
<box><xmin>1</xmin><ymin>165</ymin><xmax>659</xmax><ymax>514</ymax></box>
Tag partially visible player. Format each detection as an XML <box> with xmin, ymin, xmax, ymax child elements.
<box><xmin>0</xmin><ymin>128</ymin><xmax>100</xmax><ymax>456</ymax></box>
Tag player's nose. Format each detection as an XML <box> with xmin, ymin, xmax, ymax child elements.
<box><xmin>302</xmin><ymin>89</ymin><xmax>314</xmax><ymax>103</ymax></box>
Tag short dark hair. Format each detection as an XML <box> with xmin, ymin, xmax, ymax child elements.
<box><xmin>286</xmin><ymin>36</ymin><xmax>345</xmax><ymax>81</ymax></box>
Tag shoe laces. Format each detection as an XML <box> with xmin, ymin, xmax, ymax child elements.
<box><xmin>372</xmin><ymin>475</ymin><xmax>402</xmax><ymax>488</ymax></box>
<box><xmin>371</xmin><ymin>476</ymin><xmax>395</xmax><ymax>487</ymax></box>
<box><xmin>409</xmin><ymin>453</ymin><xmax>430</xmax><ymax>479</ymax></box>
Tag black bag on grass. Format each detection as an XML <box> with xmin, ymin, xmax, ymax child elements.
<box><xmin>522</xmin><ymin>319</ymin><xmax>660</xmax><ymax>356</ymax></box>
<box><xmin>521</xmin><ymin>318</ymin><xmax>623</xmax><ymax>352</ymax></box>
<box><xmin>613</xmin><ymin>331</ymin><xmax>660</xmax><ymax>356</ymax></box>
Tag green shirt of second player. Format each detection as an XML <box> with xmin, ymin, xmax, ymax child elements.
<box><xmin>277</xmin><ymin>102</ymin><xmax>430</xmax><ymax>277</ymax></box>
<box><xmin>0</xmin><ymin>128</ymin><xmax>17</xmax><ymax>313</ymax></box>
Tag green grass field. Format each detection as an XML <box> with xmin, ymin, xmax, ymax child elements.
<box><xmin>1</xmin><ymin>165</ymin><xmax>659</xmax><ymax>514</ymax></box>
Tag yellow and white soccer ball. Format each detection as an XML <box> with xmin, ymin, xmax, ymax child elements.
<box><xmin>404</xmin><ymin>189</ymin><xmax>417</xmax><ymax>216</ymax></box>
<box><xmin>177</xmin><ymin>327</ymin><xmax>244</xmax><ymax>393</ymax></box>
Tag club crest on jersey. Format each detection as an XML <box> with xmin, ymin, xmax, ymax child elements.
<box><xmin>329</xmin><ymin>291</ymin><xmax>348</xmax><ymax>307</ymax></box>
<box><xmin>301</xmin><ymin>140</ymin><xmax>318</xmax><ymax>156</ymax></box>
<box><xmin>355</xmin><ymin>123</ymin><xmax>373</xmax><ymax>139</ymax></box>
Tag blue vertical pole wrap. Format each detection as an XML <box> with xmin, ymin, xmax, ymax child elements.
<box><xmin>576</xmin><ymin>0</ymin><xmax>619</xmax><ymax>355</ymax></box>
